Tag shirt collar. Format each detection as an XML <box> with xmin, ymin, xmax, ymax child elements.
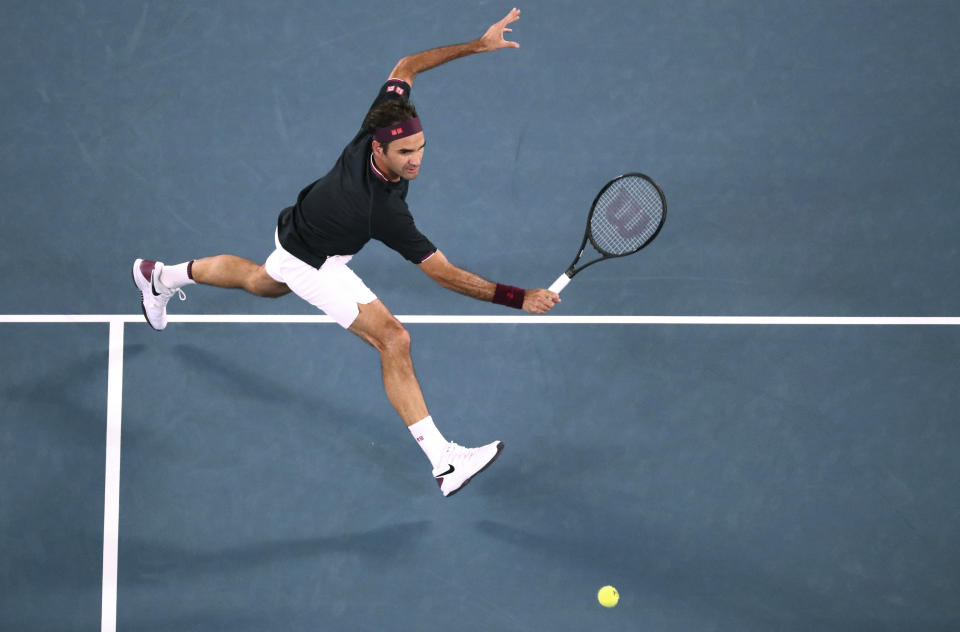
<box><xmin>369</xmin><ymin>152</ymin><xmax>391</xmax><ymax>184</ymax></box>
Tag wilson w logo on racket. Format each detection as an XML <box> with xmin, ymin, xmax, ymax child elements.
<box><xmin>549</xmin><ymin>173</ymin><xmax>666</xmax><ymax>294</ymax></box>
<box><xmin>604</xmin><ymin>188</ymin><xmax>653</xmax><ymax>239</ymax></box>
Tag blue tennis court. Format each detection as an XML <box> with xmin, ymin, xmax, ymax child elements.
<box><xmin>3</xmin><ymin>2</ymin><xmax>959</xmax><ymax>631</ymax></box>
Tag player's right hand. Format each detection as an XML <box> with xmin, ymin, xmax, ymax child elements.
<box><xmin>523</xmin><ymin>288</ymin><xmax>560</xmax><ymax>314</ymax></box>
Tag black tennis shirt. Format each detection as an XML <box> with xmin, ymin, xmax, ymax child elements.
<box><xmin>276</xmin><ymin>79</ymin><xmax>436</xmax><ymax>268</ymax></box>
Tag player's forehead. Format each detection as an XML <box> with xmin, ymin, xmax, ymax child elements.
<box><xmin>389</xmin><ymin>131</ymin><xmax>425</xmax><ymax>151</ymax></box>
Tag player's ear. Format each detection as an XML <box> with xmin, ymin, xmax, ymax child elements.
<box><xmin>372</xmin><ymin>140</ymin><xmax>384</xmax><ymax>157</ymax></box>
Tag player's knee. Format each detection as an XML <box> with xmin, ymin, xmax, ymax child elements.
<box><xmin>380</xmin><ymin>321</ymin><xmax>411</xmax><ymax>354</ymax></box>
<box><xmin>243</xmin><ymin>278</ymin><xmax>268</xmax><ymax>296</ymax></box>
<box><xmin>254</xmin><ymin>283</ymin><xmax>285</xmax><ymax>298</ymax></box>
<box><xmin>244</xmin><ymin>269</ymin><xmax>282</xmax><ymax>297</ymax></box>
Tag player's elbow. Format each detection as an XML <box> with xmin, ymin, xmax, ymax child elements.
<box><xmin>424</xmin><ymin>266</ymin><xmax>454</xmax><ymax>290</ymax></box>
<box><xmin>419</xmin><ymin>250</ymin><xmax>453</xmax><ymax>287</ymax></box>
<box><xmin>389</xmin><ymin>57</ymin><xmax>415</xmax><ymax>84</ymax></box>
<box><xmin>434</xmin><ymin>275</ymin><xmax>458</xmax><ymax>291</ymax></box>
<box><xmin>424</xmin><ymin>269</ymin><xmax>462</xmax><ymax>294</ymax></box>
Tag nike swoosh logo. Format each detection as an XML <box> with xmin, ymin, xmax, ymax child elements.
<box><xmin>435</xmin><ymin>464</ymin><xmax>455</xmax><ymax>478</ymax></box>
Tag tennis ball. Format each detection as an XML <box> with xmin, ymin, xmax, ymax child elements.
<box><xmin>598</xmin><ymin>585</ymin><xmax>619</xmax><ymax>608</ymax></box>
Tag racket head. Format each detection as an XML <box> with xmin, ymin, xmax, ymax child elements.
<box><xmin>586</xmin><ymin>173</ymin><xmax>666</xmax><ymax>258</ymax></box>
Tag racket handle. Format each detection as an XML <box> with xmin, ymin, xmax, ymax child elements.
<box><xmin>548</xmin><ymin>272</ymin><xmax>572</xmax><ymax>294</ymax></box>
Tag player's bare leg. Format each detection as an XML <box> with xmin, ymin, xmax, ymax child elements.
<box><xmin>348</xmin><ymin>299</ymin><xmax>502</xmax><ymax>496</ymax></box>
<box><xmin>191</xmin><ymin>255</ymin><xmax>290</xmax><ymax>297</ymax></box>
<box><xmin>348</xmin><ymin>299</ymin><xmax>429</xmax><ymax>425</ymax></box>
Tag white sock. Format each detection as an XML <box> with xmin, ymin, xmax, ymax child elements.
<box><xmin>159</xmin><ymin>261</ymin><xmax>196</xmax><ymax>290</ymax></box>
<box><xmin>408</xmin><ymin>416</ymin><xmax>448</xmax><ymax>469</ymax></box>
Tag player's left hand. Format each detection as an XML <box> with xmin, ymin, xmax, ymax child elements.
<box><xmin>523</xmin><ymin>288</ymin><xmax>560</xmax><ymax>314</ymax></box>
<box><xmin>479</xmin><ymin>8</ymin><xmax>521</xmax><ymax>51</ymax></box>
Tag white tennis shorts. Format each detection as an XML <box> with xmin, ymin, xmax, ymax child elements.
<box><xmin>264</xmin><ymin>230</ymin><xmax>377</xmax><ymax>328</ymax></box>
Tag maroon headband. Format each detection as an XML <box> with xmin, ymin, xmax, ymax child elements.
<box><xmin>373</xmin><ymin>117</ymin><xmax>422</xmax><ymax>144</ymax></box>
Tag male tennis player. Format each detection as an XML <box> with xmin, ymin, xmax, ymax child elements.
<box><xmin>132</xmin><ymin>8</ymin><xmax>559</xmax><ymax>497</ymax></box>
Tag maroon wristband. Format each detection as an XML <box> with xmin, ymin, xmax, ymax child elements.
<box><xmin>492</xmin><ymin>284</ymin><xmax>526</xmax><ymax>309</ymax></box>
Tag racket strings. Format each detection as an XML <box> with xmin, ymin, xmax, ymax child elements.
<box><xmin>589</xmin><ymin>177</ymin><xmax>664</xmax><ymax>255</ymax></box>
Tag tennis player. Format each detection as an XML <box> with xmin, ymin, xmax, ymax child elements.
<box><xmin>132</xmin><ymin>8</ymin><xmax>559</xmax><ymax>497</ymax></box>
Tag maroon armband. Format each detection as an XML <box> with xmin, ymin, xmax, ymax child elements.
<box><xmin>493</xmin><ymin>284</ymin><xmax>526</xmax><ymax>309</ymax></box>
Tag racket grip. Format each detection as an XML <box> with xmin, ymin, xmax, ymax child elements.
<box><xmin>548</xmin><ymin>272</ymin><xmax>572</xmax><ymax>294</ymax></box>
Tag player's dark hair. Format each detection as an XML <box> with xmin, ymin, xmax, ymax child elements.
<box><xmin>363</xmin><ymin>100</ymin><xmax>419</xmax><ymax>152</ymax></box>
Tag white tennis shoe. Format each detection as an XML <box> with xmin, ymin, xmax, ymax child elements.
<box><xmin>433</xmin><ymin>440</ymin><xmax>504</xmax><ymax>497</ymax></box>
<box><xmin>132</xmin><ymin>259</ymin><xmax>185</xmax><ymax>331</ymax></box>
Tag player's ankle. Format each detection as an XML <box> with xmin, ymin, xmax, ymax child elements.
<box><xmin>159</xmin><ymin>261</ymin><xmax>196</xmax><ymax>290</ymax></box>
<box><xmin>408</xmin><ymin>416</ymin><xmax>448</xmax><ymax>468</ymax></box>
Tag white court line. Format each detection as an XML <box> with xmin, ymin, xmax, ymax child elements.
<box><xmin>0</xmin><ymin>314</ymin><xmax>958</xmax><ymax>325</ymax></box>
<box><xmin>101</xmin><ymin>321</ymin><xmax>124</xmax><ymax>632</ymax></box>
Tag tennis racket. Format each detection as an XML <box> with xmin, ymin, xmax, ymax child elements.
<box><xmin>549</xmin><ymin>173</ymin><xmax>666</xmax><ymax>294</ymax></box>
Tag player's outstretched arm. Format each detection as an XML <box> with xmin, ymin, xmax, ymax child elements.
<box><xmin>388</xmin><ymin>8</ymin><xmax>522</xmax><ymax>85</ymax></box>
<box><xmin>420</xmin><ymin>249</ymin><xmax>559</xmax><ymax>314</ymax></box>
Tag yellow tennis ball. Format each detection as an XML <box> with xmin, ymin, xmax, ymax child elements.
<box><xmin>598</xmin><ymin>585</ymin><xmax>619</xmax><ymax>608</ymax></box>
